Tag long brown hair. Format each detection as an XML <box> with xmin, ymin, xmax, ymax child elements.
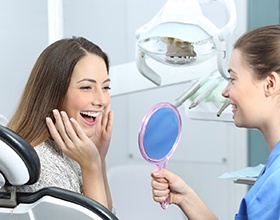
<box><xmin>7</xmin><ymin>37</ymin><xmax>109</xmax><ymax>146</ymax></box>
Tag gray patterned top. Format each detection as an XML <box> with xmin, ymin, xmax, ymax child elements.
<box><xmin>17</xmin><ymin>139</ymin><xmax>83</xmax><ymax>193</ymax></box>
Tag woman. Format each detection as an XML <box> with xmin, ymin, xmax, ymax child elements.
<box><xmin>7</xmin><ymin>37</ymin><xmax>113</xmax><ymax>211</ymax></box>
<box><xmin>151</xmin><ymin>25</ymin><xmax>280</xmax><ymax>219</ymax></box>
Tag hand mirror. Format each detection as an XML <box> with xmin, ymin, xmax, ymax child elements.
<box><xmin>138</xmin><ymin>102</ymin><xmax>182</xmax><ymax>209</ymax></box>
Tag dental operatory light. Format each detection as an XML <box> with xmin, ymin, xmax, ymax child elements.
<box><xmin>135</xmin><ymin>0</ymin><xmax>237</xmax><ymax>86</ymax></box>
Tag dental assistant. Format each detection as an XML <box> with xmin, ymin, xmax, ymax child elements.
<box><xmin>151</xmin><ymin>25</ymin><xmax>280</xmax><ymax>219</ymax></box>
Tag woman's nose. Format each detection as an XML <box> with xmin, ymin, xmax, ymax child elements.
<box><xmin>221</xmin><ymin>84</ymin><xmax>229</xmax><ymax>98</ymax></box>
<box><xmin>92</xmin><ymin>89</ymin><xmax>109</xmax><ymax>107</ymax></box>
<box><xmin>92</xmin><ymin>89</ymin><xmax>104</xmax><ymax>106</ymax></box>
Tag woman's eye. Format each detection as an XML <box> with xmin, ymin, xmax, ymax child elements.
<box><xmin>103</xmin><ymin>86</ymin><xmax>111</xmax><ymax>91</ymax></box>
<box><xmin>80</xmin><ymin>86</ymin><xmax>91</xmax><ymax>90</ymax></box>
<box><xmin>228</xmin><ymin>78</ymin><xmax>235</xmax><ymax>84</ymax></box>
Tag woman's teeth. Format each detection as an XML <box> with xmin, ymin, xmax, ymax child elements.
<box><xmin>80</xmin><ymin>111</ymin><xmax>100</xmax><ymax>117</ymax></box>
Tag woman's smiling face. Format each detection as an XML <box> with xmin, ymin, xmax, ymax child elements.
<box><xmin>222</xmin><ymin>49</ymin><xmax>266</xmax><ymax>128</ymax></box>
<box><xmin>62</xmin><ymin>53</ymin><xmax>111</xmax><ymax>137</ymax></box>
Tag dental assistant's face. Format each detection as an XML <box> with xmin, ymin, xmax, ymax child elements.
<box><xmin>62</xmin><ymin>53</ymin><xmax>110</xmax><ymax>137</ymax></box>
<box><xmin>222</xmin><ymin>49</ymin><xmax>266</xmax><ymax>128</ymax></box>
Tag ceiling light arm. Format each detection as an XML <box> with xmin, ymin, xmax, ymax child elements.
<box><xmin>135</xmin><ymin>6</ymin><xmax>165</xmax><ymax>40</ymax></box>
<box><xmin>135</xmin><ymin>4</ymin><xmax>166</xmax><ymax>86</ymax></box>
<box><xmin>215</xmin><ymin>0</ymin><xmax>237</xmax><ymax>79</ymax></box>
<box><xmin>217</xmin><ymin>0</ymin><xmax>237</xmax><ymax>41</ymax></box>
<box><xmin>136</xmin><ymin>48</ymin><xmax>162</xmax><ymax>86</ymax></box>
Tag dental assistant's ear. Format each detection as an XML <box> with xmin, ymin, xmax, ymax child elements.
<box><xmin>264</xmin><ymin>71</ymin><xmax>280</xmax><ymax>96</ymax></box>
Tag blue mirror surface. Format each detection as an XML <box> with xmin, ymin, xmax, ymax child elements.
<box><xmin>144</xmin><ymin>107</ymin><xmax>179</xmax><ymax>159</ymax></box>
<box><xmin>138</xmin><ymin>102</ymin><xmax>182</xmax><ymax>165</ymax></box>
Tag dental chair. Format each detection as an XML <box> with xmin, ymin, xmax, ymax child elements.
<box><xmin>0</xmin><ymin>115</ymin><xmax>7</xmax><ymax>126</ymax></box>
<box><xmin>0</xmin><ymin>124</ymin><xmax>118</xmax><ymax>220</ymax></box>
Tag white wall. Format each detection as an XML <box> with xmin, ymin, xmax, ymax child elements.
<box><xmin>0</xmin><ymin>0</ymin><xmax>49</xmax><ymax>119</ymax></box>
<box><xmin>0</xmin><ymin>0</ymin><xmax>248</xmax><ymax>219</ymax></box>
<box><xmin>0</xmin><ymin>0</ymin><xmax>169</xmax><ymax>118</ymax></box>
<box><xmin>0</xmin><ymin>0</ymin><xmax>247</xmax><ymax>118</ymax></box>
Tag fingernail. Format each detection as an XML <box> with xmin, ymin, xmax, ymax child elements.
<box><xmin>153</xmin><ymin>171</ymin><xmax>160</xmax><ymax>176</ymax></box>
<box><xmin>46</xmin><ymin>117</ymin><xmax>51</xmax><ymax>124</ymax></box>
<box><xmin>52</xmin><ymin>109</ymin><xmax>59</xmax><ymax>116</ymax></box>
<box><xmin>60</xmin><ymin>111</ymin><xmax>66</xmax><ymax>117</ymax></box>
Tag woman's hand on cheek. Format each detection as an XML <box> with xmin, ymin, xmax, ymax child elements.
<box><xmin>90</xmin><ymin>106</ymin><xmax>114</xmax><ymax>161</ymax></box>
<box><xmin>46</xmin><ymin>109</ymin><xmax>101</xmax><ymax>170</ymax></box>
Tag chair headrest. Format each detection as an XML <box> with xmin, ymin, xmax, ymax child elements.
<box><xmin>0</xmin><ymin>115</ymin><xmax>7</xmax><ymax>126</ymax></box>
<box><xmin>0</xmin><ymin>125</ymin><xmax>40</xmax><ymax>186</ymax></box>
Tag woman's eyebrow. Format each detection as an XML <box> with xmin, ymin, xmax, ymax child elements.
<box><xmin>77</xmin><ymin>78</ymin><xmax>111</xmax><ymax>84</ymax></box>
<box><xmin>77</xmin><ymin>78</ymin><xmax>96</xmax><ymax>83</ymax></box>
<box><xmin>103</xmin><ymin>78</ymin><xmax>111</xmax><ymax>84</ymax></box>
<box><xmin>228</xmin><ymin>68</ymin><xmax>236</xmax><ymax>75</ymax></box>
<box><xmin>228</xmin><ymin>68</ymin><xmax>238</xmax><ymax>76</ymax></box>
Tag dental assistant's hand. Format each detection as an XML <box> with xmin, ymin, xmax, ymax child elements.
<box><xmin>151</xmin><ymin>169</ymin><xmax>218</xmax><ymax>220</ymax></box>
<box><xmin>90</xmin><ymin>106</ymin><xmax>114</xmax><ymax>161</ymax></box>
<box><xmin>46</xmin><ymin>109</ymin><xmax>101</xmax><ymax>170</ymax></box>
<box><xmin>151</xmin><ymin>169</ymin><xmax>188</xmax><ymax>206</ymax></box>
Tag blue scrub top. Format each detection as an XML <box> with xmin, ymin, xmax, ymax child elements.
<box><xmin>235</xmin><ymin>141</ymin><xmax>280</xmax><ymax>220</ymax></box>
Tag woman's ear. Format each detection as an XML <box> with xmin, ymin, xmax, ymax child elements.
<box><xmin>264</xmin><ymin>71</ymin><xmax>280</xmax><ymax>96</ymax></box>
